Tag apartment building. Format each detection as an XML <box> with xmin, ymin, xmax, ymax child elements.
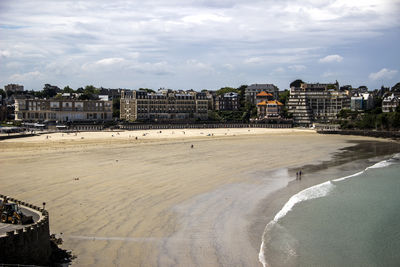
<box><xmin>215</xmin><ymin>92</ymin><xmax>239</xmax><ymax>111</ymax></box>
<box><xmin>4</xmin><ymin>84</ymin><xmax>24</xmax><ymax>93</ymax></box>
<box><xmin>14</xmin><ymin>96</ymin><xmax>113</xmax><ymax>122</ymax></box>
<box><xmin>287</xmin><ymin>82</ymin><xmax>350</xmax><ymax>126</ymax></box>
<box><xmin>351</xmin><ymin>93</ymin><xmax>374</xmax><ymax>111</ymax></box>
<box><xmin>382</xmin><ymin>93</ymin><xmax>400</xmax><ymax>112</ymax></box>
<box><xmin>245</xmin><ymin>84</ymin><xmax>279</xmax><ymax>105</ymax></box>
<box><xmin>120</xmin><ymin>90</ymin><xmax>208</xmax><ymax>121</ymax></box>
<box><xmin>257</xmin><ymin>100</ymin><xmax>284</xmax><ymax>119</ymax></box>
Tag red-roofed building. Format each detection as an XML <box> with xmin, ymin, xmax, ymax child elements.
<box><xmin>256</xmin><ymin>91</ymin><xmax>274</xmax><ymax>105</ymax></box>
<box><xmin>257</xmin><ymin>100</ymin><xmax>284</xmax><ymax>119</ymax></box>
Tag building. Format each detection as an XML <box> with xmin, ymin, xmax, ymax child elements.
<box><xmin>382</xmin><ymin>93</ymin><xmax>400</xmax><ymax>112</ymax></box>
<box><xmin>215</xmin><ymin>92</ymin><xmax>239</xmax><ymax>111</ymax></box>
<box><xmin>257</xmin><ymin>100</ymin><xmax>284</xmax><ymax>119</ymax></box>
<box><xmin>14</xmin><ymin>97</ymin><xmax>113</xmax><ymax>122</ymax></box>
<box><xmin>287</xmin><ymin>82</ymin><xmax>350</xmax><ymax>126</ymax></box>
<box><xmin>120</xmin><ymin>89</ymin><xmax>208</xmax><ymax>122</ymax></box>
<box><xmin>98</xmin><ymin>88</ymin><xmax>123</xmax><ymax>100</ymax></box>
<box><xmin>245</xmin><ymin>84</ymin><xmax>279</xmax><ymax>105</ymax></box>
<box><xmin>255</xmin><ymin>91</ymin><xmax>274</xmax><ymax>104</ymax></box>
<box><xmin>351</xmin><ymin>93</ymin><xmax>374</xmax><ymax>111</ymax></box>
<box><xmin>4</xmin><ymin>84</ymin><xmax>24</xmax><ymax>93</ymax></box>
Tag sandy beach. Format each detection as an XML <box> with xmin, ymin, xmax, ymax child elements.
<box><xmin>0</xmin><ymin>128</ymin><xmax>395</xmax><ymax>266</ymax></box>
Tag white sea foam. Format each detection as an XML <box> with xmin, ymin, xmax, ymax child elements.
<box><xmin>274</xmin><ymin>181</ymin><xmax>335</xmax><ymax>222</ymax></box>
<box><xmin>366</xmin><ymin>160</ymin><xmax>393</xmax><ymax>169</ymax></box>
<box><xmin>259</xmin><ymin>154</ymin><xmax>399</xmax><ymax>267</ymax></box>
<box><xmin>333</xmin><ymin>171</ymin><xmax>364</xmax><ymax>182</ymax></box>
<box><xmin>259</xmin><ymin>240</ymin><xmax>268</xmax><ymax>267</ymax></box>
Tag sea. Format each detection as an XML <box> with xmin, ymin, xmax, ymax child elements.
<box><xmin>259</xmin><ymin>153</ymin><xmax>400</xmax><ymax>267</ymax></box>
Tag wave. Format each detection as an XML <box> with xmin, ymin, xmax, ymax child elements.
<box><xmin>273</xmin><ymin>181</ymin><xmax>335</xmax><ymax>222</ymax></box>
<box><xmin>259</xmin><ymin>153</ymin><xmax>400</xmax><ymax>267</ymax></box>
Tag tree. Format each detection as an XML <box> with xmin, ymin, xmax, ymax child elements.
<box><xmin>113</xmin><ymin>97</ymin><xmax>120</xmax><ymax>118</ymax></box>
<box><xmin>237</xmin><ymin>85</ymin><xmax>248</xmax><ymax>110</ymax></box>
<box><xmin>138</xmin><ymin>88</ymin><xmax>155</xmax><ymax>93</ymax></box>
<box><xmin>391</xmin><ymin>82</ymin><xmax>400</xmax><ymax>92</ymax></box>
<box><xmin>216</xmin><ymin>87</ymin><xmax>238</xmax><ymax>96</ymax></box>
<box><xmin>42</xmin><ymin>84</ymin><xmax>60</xmax><ymax>98</ymax></box>
<box><xmin>290</xmin><ymin>79</ymin><xmax>304</xmax><ymax>88</ymax></box>
<box><xmin>279</xmin><ymin>90</ymin><xmax>290</xmax><ymax>105</ymax></box>
<box><xmin>79</xmin><ymin>85</ymin><xmax>99</xmax><ymax>100</ymax></box>
<box><xmin>63</xmin><ymin>86</ymin><xmax>74</xmax><ymax>93</ymax></box>
<box><xmin>0</xmin><ymin>89</ymin><xmax>5</xmax><ymax>99</ymax></box>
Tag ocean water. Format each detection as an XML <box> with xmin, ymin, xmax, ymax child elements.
<box><xmin>260</xmin><ymin>153</ymin><xmax>400</xmax><ymax>267</ymax></box>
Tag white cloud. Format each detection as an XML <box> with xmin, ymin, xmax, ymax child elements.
<box><xmin>288</xmin><ymin>65</ymin><xmax>306</xmax><ymax>71</ymax></box>
<box><xmin>319</xmin><ymin>55</ymin><xmax>343</xmax><ymax>63</ymax></box>
<box><xmin>272</xmin><ymin>67</ymin><xmax>285</xmax><ymax>73</ymax></box>
<box><xmin>223</xmin><ymin>64</ymin><xmax>234</xmax><ymax>70</ymax></box>
<box><xmin>186</xmin><ymin>59</ymin><xmax>214</xmax><ymax>71</ymax></box>
<box><xmin>0</xmin><ymin>0</ymin><xmax>399</xmax><ymax>90</ymax></box>
<box><xmin>9</xmin><ymin>71</ymin><xmax>44</xmax><ymax>81</ymax></box>
<box><xmin>322</xmin><ymin>71</ymin><xmax>337</xmax><ymax>78</ymax></box>
<box><xmin>0</xmin><ymin>50</ymin><xmax>11</xmax><ymax>57</ymax></box>
<box><xmin>95</xmin><ymin>57</ymin><xmax>125</xmax><ymax>66</ymax></box>
<box><xmin>182</xmin><ymin>13</ymin><xmax>232</xmax><ymax>25</ymax></box>
<box><xmin>369</xmin><ymin>68</ymin><xmax>398</xmax><ymax>80</ymax></box>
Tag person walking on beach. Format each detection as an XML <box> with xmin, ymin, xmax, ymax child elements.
<box><xmin>299</xmin><ymin>170</ymin><xmax>302</xmax><ymax>180</ymax></box>
<box><xmin>296</xmin><ymin>172</ymin><xmax>299</xmax><ymax>180</ymax></box>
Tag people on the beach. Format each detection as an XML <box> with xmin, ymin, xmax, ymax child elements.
<box><xmin>299</xmin><ymin>170</ymin><xmax>302</xmax><ymax>180</ymax></box>
<box><xmin>191</xmin><ymin>144</ymin><xmax>194</xmax><ymax>149</ymax></box>
<box><xmin>296</xmin><ymin>172</ymin><xmax>299</xmax><ymax>180</ymax></box>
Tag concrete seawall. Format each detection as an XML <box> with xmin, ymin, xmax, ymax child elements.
<box><xmin>0</xmin><ymin>194</ymin><xmax>51</xmax><ymax>265</ymax></box>
<box><xmin>121</xmin><ymin>123</ymin><xmax>293</xmax><ymax>130</ymax></box>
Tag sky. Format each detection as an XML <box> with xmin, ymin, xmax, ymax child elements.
<box><xmin>0</xmin><ymin>0</ymin><xmax>399</xmax><ymax>91</ymax></box>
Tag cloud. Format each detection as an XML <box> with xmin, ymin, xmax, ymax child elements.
<box><xmin>272</xmin><ymin>67</ymin><xmax>285</xmax><ymax>74</ymax></box>
<box><xmin>322</xmin><ymin>71</ymin><xmax>337</xmax><ymax>78</ymax></box>
<box><xmin>0</xmin><ymin>0</ymin><xmax>399</xmax><ymax>90</ymax></box>
<box><xmin>319</xmin><ymin>55</ymin><xmax>343</xmax><ymax>63</ymax></box>
<box><xmin>81</xmin><ymin>57</ymin><xmax>126</xmax><ymax>71</ymax></box>
<box><xmin>95</xmin><ymin>57</ymin><xmax>125</xmax><ymax>66</ymax></box>
<box><xmin>186</xmin><ymin>59</ymin><xmax>214</xmax><ymax>72</ymax></box>
<box><xmin>244</xmin><ymin>57</ymin><xmax>264</xmax><ymax>64</ymax></box>
<box><xmin>9</xmin><ymin>71</ymin><xmax>44</xmax><ymax>81</ymax></box>
<box><xmin>288</xmin><ymin>65</ymin><xmax>306</xmax><ymax>71</ymax></box>
<box><xmin>0</xmin><ymin>50</ymin><xmax>11</xmax><ymax>57</ymax></box>
<box><xmin>369</xmin><ymin>68</ymin><xmax>398</xmax><ymax>80</ymax></box>
<box><xmin>223</xmin><ymin>63</ymin><xmax>234</xmax><ymax>70</ymax></box>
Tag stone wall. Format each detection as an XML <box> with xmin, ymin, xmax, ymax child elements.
<box><xmin>0</xmin><ymin>194</ymin><xmax>51</xmax><ymax>265</ymax></box>
<box><xmin>121</xmin><ymin>123</ymin><xmax>293</xmax><ymax>130</ymax></box>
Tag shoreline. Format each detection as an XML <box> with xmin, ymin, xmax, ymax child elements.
<box><xmin>253</xmin><ymin>139</ymin><xmax>400</xmax><ymax>266</ymax></box>
<box><xmin>1</xmin><ymin>129</ymin><xmax>397</xmax><ymax>266</ymax></box>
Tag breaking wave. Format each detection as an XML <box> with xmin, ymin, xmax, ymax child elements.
<box><xmin>259</xmin><ymin>153</ymin><xmax>400</xmax><ymax>267</ymax></box>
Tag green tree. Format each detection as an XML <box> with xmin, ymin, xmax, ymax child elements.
<box><xmin>290</xmin><ymin>79</ymin><xmax>304</xmax><ymax>88</ymax></box>
<box><xmin>113</xmin><ymin>97</ymin><xmax>120</xmax><ymax>118</ymax></box>
<box><xmin>62</xmin><ymin>86</ymin><xmax>74</xmax><ymax>93</ymax></box>
<box><xmin>0</xmin><ymin>89</ymin><xmax>5</xmax><ymax>99</ymax></box>
<box><xmin>216</xmin><ymin>87</ymin><xmax>238</xmax><ymax>96</ymax></box>
<box><xmin>138</xmin><ymin>88</ymin><xmax>155</xmax><ymax>93</ymax></box>
<box><xmin>279</xmin><ymin>90</ymin><xmax>290</xmax><ymax>105</ymax></box>
<box><xmin>392</xmin><ymin>82</ymin><xmax>400</xmax><ymax>92</ymax></box>
<box><xmin>42</xmin><ymin>84</ymin><xmax>60</xmax><ymax>98</ymax></box>
<box><xmin>79</xmin><ymin>85</ymin><xmax>99</xmax><ymax>100</ymax></box>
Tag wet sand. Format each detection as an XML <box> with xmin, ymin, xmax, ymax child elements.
<box><xmin>0</xmin><ymin>128</ymin><xmax>393</xmax><ymax>266</ymax></box>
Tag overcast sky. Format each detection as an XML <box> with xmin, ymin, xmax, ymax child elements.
<box><xmin>1</xmin><ymin>0</ymin><xmax>399</xmax><ymax>91</ymax></box>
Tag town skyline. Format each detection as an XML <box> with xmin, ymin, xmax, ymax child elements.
<box><xmin>1</xmin><ymin>0</ymin><xmax>399</xmax><ymax>91</ymax></box>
